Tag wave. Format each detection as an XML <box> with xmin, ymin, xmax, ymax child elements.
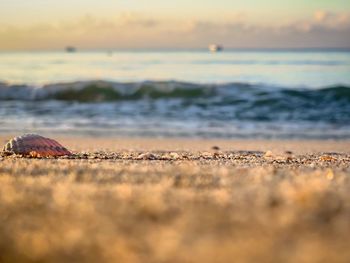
<box><xmin>1</xmin><ymin>80</ymin><xmax>350</xmax><ymax>139</ymax></box>
<box><xmin>0</xmin><ymin>81</ymin><xmax>213</xmax><ymax>101</ymax></box>
<box><xmin>1</xmin><ymin>80</ymin><xmax>350</xmax><ymax>123</ymax></box>
<box><xmin>1</xmin><ymin>80</ymin><xmax>350</xmax><ymax>101</ymax></box>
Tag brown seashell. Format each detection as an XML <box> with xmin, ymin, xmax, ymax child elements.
<box><xmin>2</xmin><ymin>134</ymin><xmax>72</xmax><ymax>157</ymax></box>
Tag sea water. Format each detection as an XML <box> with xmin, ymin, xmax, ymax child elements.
<box><xmin>0</xmin><ymin>49</ymin><xmax>349</xmax><ymax>139</ymax></box>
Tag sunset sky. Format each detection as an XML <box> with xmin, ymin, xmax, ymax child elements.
<box><xmin>0</xmin><ymin>0</ymin><xmax>349</xmax><ymax>50</ymax></box>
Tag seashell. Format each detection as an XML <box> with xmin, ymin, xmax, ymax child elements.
<box><xmin>2</xmin><ymin>134</ymin><xmax>71</xmax><ymax>157</ymax></box>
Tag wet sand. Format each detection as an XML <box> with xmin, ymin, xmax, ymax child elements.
<box><xmin>0</xmin><ymin>136</ymin><xmax>350</xmax><ymax>262</ymax></box>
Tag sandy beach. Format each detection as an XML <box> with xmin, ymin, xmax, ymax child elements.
<box><xmin>2</xmin><ymin>0</ymin><xmax>350</xmax><ymax>261</ymax></box>
<box><xmin>0</xmin><ymin>136</ymin><xmax>349</xmax><ymax>262</ymax></box>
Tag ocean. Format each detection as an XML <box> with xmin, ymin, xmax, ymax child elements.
<box><xmin>1</xmin><ymin>49</ymin><xmax>350</xmax><ymax>139</ymax></box>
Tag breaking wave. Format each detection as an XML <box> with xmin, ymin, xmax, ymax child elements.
<box><xmin>1</xmin><ymin>48</ymin><xmax>349</xmax><ymax>139</ymax></box>
<box><xmin>0</xmin><ymin>81</ymin><xmax>213</xmax><ymax>101</ymax></box>
<box><xmin>1</xmin><ymin>80</ymin><xmax>350</xmax><ymax>100</ymax></box>
<box><xmin>0</xmin><ymin>80</ymin><xmax>350</xmax><ymax>124</ymax></box>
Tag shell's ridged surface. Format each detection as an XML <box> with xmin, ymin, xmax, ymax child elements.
<box><xmin>2</xmin><ymin>134</ymin><xmax>71</xmax><ymax>156</ymax></box>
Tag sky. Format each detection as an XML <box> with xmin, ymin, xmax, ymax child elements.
<box><xmin>0</xmin><ymin>0</ymin><xmax>350</xmax><ymax>50</ymax></box>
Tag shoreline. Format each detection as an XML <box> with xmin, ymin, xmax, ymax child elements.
<box><xmin>2</xmin><ymin>134</ymin><xmax>350</xmax><ymax>154</ymax></box>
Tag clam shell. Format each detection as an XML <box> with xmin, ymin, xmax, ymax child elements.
<box><xmin>2</xmin><ymin>134</ymin><xmax>71</xmax><ymax>157</ymax></box>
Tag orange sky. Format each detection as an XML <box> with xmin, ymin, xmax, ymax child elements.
<box><xmin>0</xmin><ymin>0</ymin><xmax>349</xmax><ymax>50</ymax></box>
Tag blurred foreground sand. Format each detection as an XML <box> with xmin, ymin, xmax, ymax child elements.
<box><xmin>0</xmin><ymin>136</ymin><xmax>350</xmax><ymax>262</ymax></box>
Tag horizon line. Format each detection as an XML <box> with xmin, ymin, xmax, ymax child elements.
<box><xmin>1</xmin><ymin>47</ymin><xmax>350</xmax><ymax>52</ymax></box>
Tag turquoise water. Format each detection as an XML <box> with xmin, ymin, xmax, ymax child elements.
<box><xmin>0</xmin><ymin>50</ymin><xmax>350</xmax><ymax>139</ymax></box>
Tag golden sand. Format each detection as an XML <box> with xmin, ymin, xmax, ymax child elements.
<box><xmin>0</xmin><ymin>136</ymin><xmax>349</xmax><ymax>262</ymax></box>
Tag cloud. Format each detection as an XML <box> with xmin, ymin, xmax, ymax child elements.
<box><xmin>115</xmin><ymin>12</ymin><xmax>159</xmax><ymax>28</ymax></box>
<box><xmin>312</xmin><ymin>10</ymin><xmax>350</xmax><ymax>28</ymax></box>
<box><xmin>314</xmin><ymin>10</ymin><xmax>328</xmax><ymax>22</ymax></box>
<box><xmin>314</xmin><ymin>10</ymin><xmax>350</xmax><ymax>24</ymax></box>
<box><xmin>0</xmin><ymin>11</ymin><xmax>349</xmax><ymax>50</ymax></box>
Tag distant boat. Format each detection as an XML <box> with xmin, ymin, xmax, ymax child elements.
<box><xmin>65</xmin><ymin>46</ymin><xmax>77</xmax><ymax>53</ymax></box>
<box><xmin>209</xmin><ymin>44</ymin><xmax>223</xmax><ymax>52</ymax></box>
